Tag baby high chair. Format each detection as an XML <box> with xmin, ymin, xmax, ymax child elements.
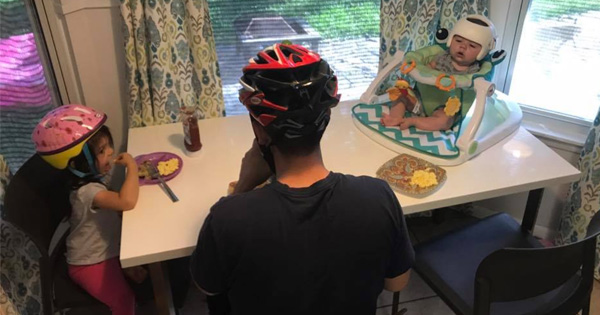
<box><xmin>353</xmin><ymin>15</ymin><xmax>522</xmax><ymax>166</ymax></box>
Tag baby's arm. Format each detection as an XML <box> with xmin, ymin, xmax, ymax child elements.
<box><xmin>93</xmin><ymin>153</ymin><xmax>139</xmax><ymax>211</ymax></box>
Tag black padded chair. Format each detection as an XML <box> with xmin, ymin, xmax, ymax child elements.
<box><xmin>413</xmin><ymin>211</ymin><xmax>600</xmax><ymax>315</ymax></box>
<box><xmin>2</xmin><ymin>154</ymin><xmax>110</xmax><ymax>314</ymax></box>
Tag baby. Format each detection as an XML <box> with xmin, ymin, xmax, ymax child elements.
<box><xmin>381</xmin><ymin>15</ymin><xmax>497</xmax><ymax>131</ymax></box>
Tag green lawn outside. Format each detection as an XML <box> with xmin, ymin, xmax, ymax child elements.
<box><xmin>531</xmin><ymin>0</ymin><xmax>600</xmax><ymax>20</ymax></box>
<box><xmin>207</xmin><ymin>0</ymin><xmax>380</xmax><ymax>43</ymax></box>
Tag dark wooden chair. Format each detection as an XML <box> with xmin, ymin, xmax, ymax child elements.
<box><xmin>2</xmin><ymin>154</ymin><xmax>110</xmax><ymax>314</ymax></box>
<box><xmin>413</xmin><ymin>211</ymin><xmax>600</xmax><ymax>315</ymax></box>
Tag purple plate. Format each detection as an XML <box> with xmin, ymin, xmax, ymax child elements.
<box><xmin>134</xmin><ymin>152</ymin><xmax>183</xmax><ymax>186</ymax></box>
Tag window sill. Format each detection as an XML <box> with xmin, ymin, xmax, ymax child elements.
<box><xmin>520</xmin><ymin>105</ymin><xmax>591</xmax><ymax>152</ymax></box>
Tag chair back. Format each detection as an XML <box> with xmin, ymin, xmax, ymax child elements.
<box><xmin>1</xmin><ymin>154</ymin><xmax>107</xmax><ymax>314</ymax></box>
<box><xmin>474</xmin><ymin>211</ymin><xmax>600</xmax><ymax>315</ymax></box>
<box><xmin>2</xmin><ymin>154</ymin><xmax>71</xmax><ymax>249</ymax></box>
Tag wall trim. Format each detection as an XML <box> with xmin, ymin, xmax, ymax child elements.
<box><xmin>35</xmin><ymin>0</ymin><xmax>85</xmax><ymax>104</ymax></box>
<box><xmin>530</xmin><ymin>224</ymin><xmax>557</xmax><ymax>241</ymax></box>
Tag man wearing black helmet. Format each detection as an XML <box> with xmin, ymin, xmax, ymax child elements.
<box><xmin>191</xmin><ymin>44</ymin><xmax>414</xmax><ymax>315</ymax></box>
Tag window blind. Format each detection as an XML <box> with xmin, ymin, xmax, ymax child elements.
<box><xmin>508</xmin><ymin>0</ymin><xmax>600</xmax><ymax>120</ymax></box>
<box><xmin>207</xmin><ymin>0</ymin><xmax>380</xmax><ymax>116</ymax></box>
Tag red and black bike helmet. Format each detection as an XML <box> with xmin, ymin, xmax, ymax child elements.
<box><xmin>239</xmin><ymin>44</ymin><xmax>340</xmax><ymax>140</ymax></box>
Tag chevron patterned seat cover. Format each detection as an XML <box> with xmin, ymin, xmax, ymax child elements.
<box><xmin>352</xmin><ymin>103</ymin><xmax>460</xmax><ymax>158</ymax></box>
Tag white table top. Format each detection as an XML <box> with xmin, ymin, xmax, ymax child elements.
<box><xmin>121</xmin><ymin>100</ymin><xmax>580</xmax><ymax>267</ymax></box>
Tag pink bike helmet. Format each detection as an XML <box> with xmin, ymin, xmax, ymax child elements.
<box><xmin>32</xmin><ymin>104</ymin><xmax>107</xmax><ymax>170</ymax></box>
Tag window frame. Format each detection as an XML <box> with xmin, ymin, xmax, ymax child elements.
<box><xmin>489</xmin><ymin>0</ymin><xmax>593</xmax><ymax>146</ymax></box>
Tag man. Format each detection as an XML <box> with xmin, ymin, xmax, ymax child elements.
<box><xmin>190</xmin><ymin>44</ymin><xmax>414</xmax><ymax>315</ymax></box>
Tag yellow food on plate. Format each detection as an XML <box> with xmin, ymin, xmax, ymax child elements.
<box><xmin>157</xmin><ymin>158</ymin><xmax>179</xmax><ymax>176</ymax></box>
<box><xmin>410</xmin><ymin>169</ymin><xmax>438</xmax><ymax>188</ymax></box>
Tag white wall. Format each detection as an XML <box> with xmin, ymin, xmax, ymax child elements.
<box><xmin>52</xmin><ymin>0</ymin><xmax>129</xmax><ymax>153</ymax></box>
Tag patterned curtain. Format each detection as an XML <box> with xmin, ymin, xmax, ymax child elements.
<box><xmin>0</xmin><ymin>220</ymin><xmax>43</xmax><ymax>314</ymax></box>
<box><xmin>379</xmin><ymin>0</ymin><xmax>489</xmax><ymax>69</ymax></box>
<box><xmin>556</xmin><ymin>108</ymin><xmax>600</xmax><ymax>280</ymax></box>
<box><xmin>121</xmin><ymin>0</ymin><xmax>225</xmax><ymax>128</ymax></box>
<box><xmin>0</xmin><ymin>155</ymin><xmax>11</xmax><ymax>216</ymax></box>
<box><xmin>0</xmin><ymin>155</ymin><xmax>14</xmax><ymax>314</ymax></box>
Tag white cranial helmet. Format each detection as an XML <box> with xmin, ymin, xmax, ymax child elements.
<box><xmin>447</xmin><ymin>14</ymin><xmax>497</xmax><ymax>61</ymax></box>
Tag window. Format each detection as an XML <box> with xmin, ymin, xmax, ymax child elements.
<box><xmin>507</xmin><ymin>0</ymin><xmax>600</xmax><ymax>121</ymax></box>
<box><xmin>0</xmin><ymin>0</ymin><xmax>61</xmax><ymax>172</ymax></box>
<box><xmin>207</xmin><ymin>0</ymin><xmax>380</xmax><ymax>116</ymax></box>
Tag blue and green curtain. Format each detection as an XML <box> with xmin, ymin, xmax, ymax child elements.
<box><xmin>121</xmin><ymin>0</ymin><xmax>225</xmax><ymax>127</ymax></box>
<box><xmin>557</xmin><ymin>108</ymin><xmax>600</xmax><ymax>280</ymax></box>
<box><xmin>0</xmin><ymin>220</ymin><xmax>43</xmax><ymax>315</ymax></box>
<box><xmin>379</xmin><ymin>0</ymin><xmax>489</xmax><ymax>69</ymax></box>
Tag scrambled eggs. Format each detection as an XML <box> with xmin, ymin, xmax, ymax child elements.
<box><xmin>410</xmin><ymin>169</ymin><xmax>438</xmax><ymax>188</ymax></box>
<box><xmin>157</xmin><ymin>158</ymin><xmax>179</xmax><ymax>176</ymax></box>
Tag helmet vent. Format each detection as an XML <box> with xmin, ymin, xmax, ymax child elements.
<box><xmin>61</xmin><ymin>116</ymin><xmax>83</xmax><ymax>122</ymax></box>
<box><xmin>267</xmin><ymin>50</ymin><xmax>278</xmax><ymax>61</ymax></box>
<box><xmin>73</xmin><ymin>107</ymin><xmax>92</xmax><ymax>114</ymax></box>
<box><xmin>467</xmin><ymin>17</ymin><xmax>488</xmax><ymax>27</ymax></box>
<box><xmin>254</xmin><ymin>55</ymin><xmax>268</xmax><ymax>64</ymax></box>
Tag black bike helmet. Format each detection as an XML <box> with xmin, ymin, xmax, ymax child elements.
<box><xmin>239</xmin><ymin>44</ymin><xmax>340</xmax><ymax>141</ymax></box>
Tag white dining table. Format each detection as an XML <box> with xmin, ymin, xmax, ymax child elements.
<box><xmin>122</xmin><ymin>100</ymin><xmax>580</xmax><ymax>314</ymax></box>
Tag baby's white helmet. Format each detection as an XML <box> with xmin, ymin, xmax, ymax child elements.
<box><xmin>447</xmin><ymin>14</ymin><xmax>497</xmax><ymax>61</ymax></box>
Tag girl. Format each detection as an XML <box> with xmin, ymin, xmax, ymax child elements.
<box><xmin>33</xmin><ymin>104</ymin><xmax>144</xmax><ymax>315</ymax></box>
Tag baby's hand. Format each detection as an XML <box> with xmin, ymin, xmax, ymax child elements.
<box><xmin>380</xmin><ymin>113</ymin><xmax>404</xmax><ymax>127</ymax></box>
<box><xmin>398</xmin><ymin>117</ymin><xmax>415</xmax><ymax>130</ymax></box>
<box><xmin>114</xmin><ymin>153</ymin><xmax>136</xmax><ymax>168</ymax></box>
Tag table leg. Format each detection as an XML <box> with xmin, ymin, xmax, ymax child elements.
<box><xmin>391</xmin><ymin>291</ymin><xmax>400</xmax><ymax>314</ymax></box>
<box><xmin>521</xmin><ymin>188</ymin><xmax>544</xmax><ymax>234</ymax></box>
<box><xmin>149</xmin><ymin>262</ymin><xmax>176</xmax><ymax>315</ymax></box>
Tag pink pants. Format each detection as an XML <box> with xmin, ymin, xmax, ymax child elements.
<box><xmin>68</xmin><ymin>257</ymin><xmax>136</xmax><ymax>315</ymax></box>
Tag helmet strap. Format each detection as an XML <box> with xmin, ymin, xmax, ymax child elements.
<box><xmin>83</xmin><ymin>143</ymin><xmax>100</xmax><ymax>175</ymax></box>
<box><xmin>258</xmin><ymin>142</ymin><xmax>276</xmax><ymax>174</ymax></box>
<box><xmin>67</xmin><ymin>143</ymin><xmax>103</xmax><ymax>179</ymax></box>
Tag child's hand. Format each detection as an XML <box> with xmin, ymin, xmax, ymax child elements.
<box><xmin>114</xmin><ymin>153</ymin><xmax>136</xmax><ymax>168</ymax></box>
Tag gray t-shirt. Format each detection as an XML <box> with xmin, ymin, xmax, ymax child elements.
<box><xmin>433</xmin><ymin>50</ymin><xmax>481</xmax><ymax>74</ymax></box>
<box><xmin>67</xmin><ymin>182</ymin><xmax>122</xmax><ymax>265</ymax></box>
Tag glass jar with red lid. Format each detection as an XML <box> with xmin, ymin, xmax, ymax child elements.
<box><xmin>181</xmin><ymin>106</ymin><xmax>202</xmax><ymax>156</ymax></box>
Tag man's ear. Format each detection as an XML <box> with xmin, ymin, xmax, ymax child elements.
<box><xmin>251</xmin><ymin>119</ymin><xmax>272</xmax><ymax>146</ymax></box>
